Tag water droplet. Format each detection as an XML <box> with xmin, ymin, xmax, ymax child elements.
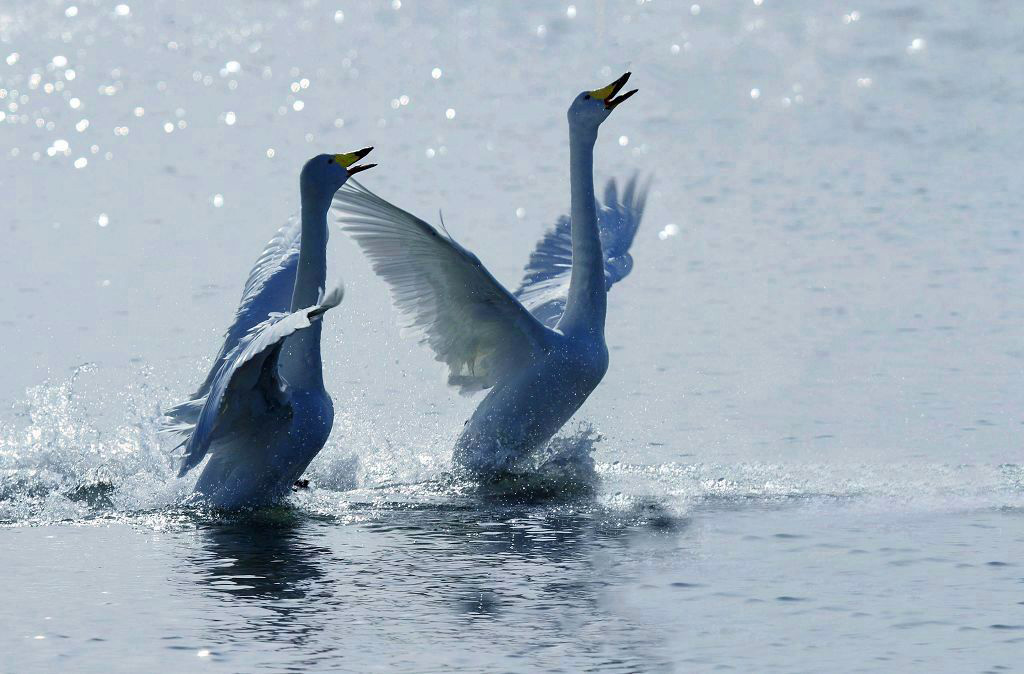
<box><xmin>74</xmin><ymin>157</ymin><xmax>87</xmax><ymax>168</ymax></box>
<box><xmin>334</xmin><ymin>10</ymin><xmax>345</xmax><ymax>24</ymax></box>
<box><xmin>53</xmin><ymin>138</ymin><xmax>69</xmax><ymax>153</ymax></box>
<box><xmin>114</xmin><ymin>4</ymin><xmax>130</xmax><ymax>17</ymax></box>
<box><xmin>52</xmin><ymin>55</ymin><xmax>68</xmax><ymax>68</ymax></box>
<box><xmin>425</xmin><ymin>148</ymin><xmax>435</xmax><ymax>158</ymax></box>
<box><xmin>670</xmin><ymin>44</ymin><xmax>681</xmax><ymax>55</ymax></box>
<box><xmin>399</xmin><ymin>94</ymin><xmax>409</xmax><ymax>106</ymax></box>
<box><xmin>907</xmin><ymin>37</ymin><xmax>926</xmax><ymax>54</ymax></box>
<box><xmin>618</xmin><ymin>135</ymin><xmax>629</xmax><ymax>146</ymax></box>
<box><xmin>5</xmin><ymin>53</ymin><xmax>19</xmax><ymax>66</ymax></box>
<box><xmin>97</xmin><ymin>213</ymin><xmax>109</xmax><ymax>227</ymax></box>
<box><xmin>224</xmin><ymin>111</ymin><xmax>236</xmax><ymax>125</ymax></box>
<box><xmin>212</xmin><ymin>194</ymin><xmax>224</xmax><ymax>208</ymax></box>
<box><xmin>266</xmin><ymin>148</ymin><xmax>275</xmax><ymax>158</ymax></box>
<box><xmin>391</xmin><ymin>0</ymin><xmax>401</xmax><ymax>9</ymax></box>
<box><xmin>536</xmin><ymin>24</ymin><xmax>547</xmax><ymax>37</ymax></box>
<box><xmin>224</xmin><ymin>60</ymin><xmax>240</xmax><ymax>74</ymax></box>
<box><xmin>566</xmin><ymin>5</ymin><xmax>577</xmax><ymax>18</ymax></box>
<box><xmin>65</xmin><ymin>6</ymin><xmax>78</xmax><ymax>17</ymax></box>
<box><xmin>431</xmin><ymin>67</ymin><xmax>442</xmax><ymax>80</ymax></box>
<box><xmin>133</xmin><ymin>106</ymin><xmax>144</xmax><ymax>117</ymax></box>
<box><xmin>292</xmin><ymin>100</ymin><xmax>304</xmax><ymax>111</ymax></box>
<box><xmin>445</xmin><ymin>108</ymin><xmax>455</xmax><ymax>120</ymax></box>
<box><xmin>197</xmin><ymin>650</ymin><xmax>211</xmax><ymax>658</ymax></box>
<box><xmin>690</xmin><ymin>4</ymin><xmax>701</xmax><ymax>15</ymax></box>
<box><xmin>75</xmin><ymin>119</ymin><xmax>89</xmax><ymax>132</ymax></box>
<box><xmin>163</xmin><ymin>122</ymin><xmax>174</xmax><ymax>133</ymax></box>
<box><xmin>750</xmin><ymin>88</ymin><xmax>761</xmax><ymax>99</ymax></box>
<box><xmin>515</xmin><ymin>207</ymin><xmax>526</xmax><ymax>219</ymax></box>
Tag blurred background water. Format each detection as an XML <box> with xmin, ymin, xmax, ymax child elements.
<box><xmin>0</xmin><ymin>0</ymin><xmax>1022</xmax><ymax>671</ymax></box>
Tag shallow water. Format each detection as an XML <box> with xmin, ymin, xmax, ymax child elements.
<box><xmin>1</xmin><ymin>0</ymin><xmax>1022</xmax><ymax>671</ymax></box>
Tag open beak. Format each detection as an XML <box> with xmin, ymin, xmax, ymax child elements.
<box><xmin>588</xmin><ymin>71</ymin><xmax>638</xmax><ymax>110</ymax></box>
<box><xmin>334</xmin><ymin>147</ymin><xmax>376</xmax><ymax>175</ymax></box>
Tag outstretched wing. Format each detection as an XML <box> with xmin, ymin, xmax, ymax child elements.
<box><xmin>514</xmin><ymin>175</ymin><xmax>650</xmax><ymax>329</ymax></box>
<box><xmin>176</xmin><ymin>284</ymin><xmax>345</xmax><ymax>477</ymax></box>
<box><xmin>332</xmin><ymin>179</ymin><xmax>550</xmax><ymax>395</ymax></box>
<box><xmin>161</xmin><ymin>214</ymin><xmax>301</xmax><ymax>440</ymax></box>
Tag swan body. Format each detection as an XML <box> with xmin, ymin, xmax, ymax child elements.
<box><xmin>162</xmin><ymin>150</ymin><xmax>375</xmax><ymax>507</ymax></box>
<box><xmin>334</xmin><ymin>75</ymin><xmax>645</xmax><ymax>479</ymax></box>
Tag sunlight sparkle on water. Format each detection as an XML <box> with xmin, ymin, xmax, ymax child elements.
<box><xmin>658</xmin><ymin>223</ymin><xmax>679</xmax><ymax>240</ymax></box>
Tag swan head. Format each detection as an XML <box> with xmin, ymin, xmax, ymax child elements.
<box><xmin>568</xmin><ymin>72</ymin><xmax>637</xmax><ymax>133</ymax></box>
<box><xmin>301</xmin><ymin>148</ymin><xmax>375</xmax><ymax>197</ymax></box>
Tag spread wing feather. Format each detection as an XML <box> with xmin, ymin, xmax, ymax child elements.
<box><xmin>333</xmin><ymin>179</ymin><xmax>550</xmax><ymax>395</ymax></box>
<box><xmin>514</xmin><ymin>175</ymin><xmax>650</xmax><ymax>328</ymax></box>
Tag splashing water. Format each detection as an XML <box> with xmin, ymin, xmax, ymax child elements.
<box><xmin>2</xmin><ymin>366</ymin><xmax>1022</xmax><ymax>528</ymax></box>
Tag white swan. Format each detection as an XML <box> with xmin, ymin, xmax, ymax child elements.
<box><xmin>162</xmin><ymin>149</ymin><xmax>376</xmax><ymax>508</ymax></box>
<box><xmin>333</xmin><ymin>73</ymin><xmax>646</xmax><ymax>479</ymax></box>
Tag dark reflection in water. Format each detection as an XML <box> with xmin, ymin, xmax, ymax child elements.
<box><xmin>194</xmin><ymin>512</ymin><xmax>333</xmax><ymax>600</ymax></box>
<box><xmin>180</xmin><ymin>497</ymin><xmax>687</xmax><ymax>672</ymax></box>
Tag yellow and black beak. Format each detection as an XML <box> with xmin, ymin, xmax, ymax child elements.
<box><xmin>588</xmin><ymin>71</ymin><xmax>638</xmax><ymax>110</ymax></box>
<box><xmin>333</xmin><ymin>147</ymin><xmax>376</xmax><ymax>175</ymax></box>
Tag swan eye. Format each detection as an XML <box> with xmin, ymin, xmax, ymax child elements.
<box><xmin>327</xmin><ymin>158</ymin><xmax>334</xmax><ymax>164</ymax></box>
<box><xmin>583</xmin><ymin>94</ymin><xmax>590</xmax><ymax>100</ymax></box>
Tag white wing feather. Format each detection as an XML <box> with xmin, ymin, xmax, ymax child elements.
<box><xmin>177</xmin><ymin>285</ymin><xmax>344</xmax><ymax>477</ymax></box>
<box><xmin>332</xmin><ymin>179</ymin><xmax>550</xmax><ymax>395</ymax></box>
<box><xmin>515</xmin><ymin>175</ymin><xmax>649</xmax><ymax>328</ymax></box>
<box><xmin>161</xmin><ymin>214</ymin><xmax>301</xmax><ymax>441</ymax></box>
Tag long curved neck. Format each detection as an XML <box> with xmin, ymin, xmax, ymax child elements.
<box><xmin>559</xmin><ymin>124</ymin><xmax>606</xmax><ymax>337</ymax></box>
<box><xmin>280</xmin><ymin>183</ymin><xmax>333</xmax><ymax>389</ymax></box>
<box><xmin>292</xmin><ymin>185</ymin><xmax>332</xmax><ymax>311</ymax></box>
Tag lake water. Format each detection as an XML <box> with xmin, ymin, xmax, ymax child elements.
<box><xmin>1</xmin><ymin>1</ymin><xmax>1022</xmax><ymax>671</ymax></box>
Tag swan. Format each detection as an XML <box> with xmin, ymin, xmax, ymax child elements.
<box><xmin>333</xmin><ymin>73</ymin><xmax>647</xmax><ymax>479</ymax></box>
<box><xmin>161</xmin><ymin>149</ymin><xmax>376</xmax><ymax>508</ymax></box>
